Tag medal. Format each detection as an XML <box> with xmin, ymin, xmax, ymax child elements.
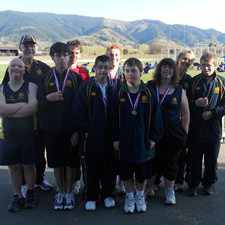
<box><xmin>127</xmin><ymin>92</ymin><xmax>141</xmax><ymax>116</ymax></box>
<box><xmin>52</xmin><ymin>68</ymin><xmax>70</xmax><ymax>92</ymax></box>
<box><xmin>131</xmin><ymin>110</ymin><xmax>137</xmax><ymax>115</ymax></box>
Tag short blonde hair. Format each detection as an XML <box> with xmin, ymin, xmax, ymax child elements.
<box><xmin>177</xmin><ymin>50</ymin><xmax>195</xmax><ymax>63</ymax></box>
<box><xmin>200</xmin><ymin>52</ymin><xmax>217</xmax><ymax>66</ymax></box>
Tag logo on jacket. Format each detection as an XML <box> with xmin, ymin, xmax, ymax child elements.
<box><xmin>171</xmin><ymin>97</ymin><xmax>178</xmax><ymax>105</ymax></box>
<box><xmin>141</xmin><ymin>95</ymin><xmax>148</xmax><ymax>103</ymax></box>
<box><xmin>18</xmin><ymin>92</ymin><xmax>25</xmax><ymax>100</ymax></box>
<box><xmin>214</xmin><ymin>87</ymin><xmax>220</xmax><ymax>94</ymax></box>
<box><xmin>65</xmin><ymin>80</ymin><xmax>72</xmax><ymax>88</ymax></box>
<box><xmin>36</xmin><ymin>69</ymin><xmax>42</xmax><ymax>75</ymax></box>
<box><xmin>91</xmin><ymin>92</ymin><xmax>96</xmax><ymax>96</ymax></box>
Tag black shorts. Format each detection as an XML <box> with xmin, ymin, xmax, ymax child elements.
<box><xmin>45</xmin><ymin>132</ymin><xmax>79</xmax><ymax>168</ymax></box>
<box><xmin>0</xmin><ymin>137</ymin><xmax>35</xmax><ymax>165</ymax></box>
<box><xmin>119</xmin><ymin>160</ymin><xmax>153</xmax><ymax>183</ymax></box>
<box><xmin>153</xmin><ymin>140</ymin><xmax>181</xmax><ymax>181</ymax></box>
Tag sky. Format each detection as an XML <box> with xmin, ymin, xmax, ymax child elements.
<box><xmin>0</xmin><ymin>0</ymin><xmax>225</xmax><ymax>33</ymax></box>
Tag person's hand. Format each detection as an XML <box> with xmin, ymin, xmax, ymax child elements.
<box><xmin>71</xmin><ymin>132</ymin><xmax>79</xmax><ymax>146</ymax></box>
<box><xmin>149</xmin><ymin>140</ymin><xmax>156</xmax><ymax>149</ymax></box>
<box><xmin>195</xmin><ymin>97</ymin><xmax>208</xmax><ymax>107</ymax></box>
<box><xmin>46</xmin><ymin>91</ymin><xmax>64</xmax><ymax>102</ymax></box>
<box><xmin>113</xmin><ymin>141</ymin><xmax>120</xmax><ymax>151</ymax></box>
<box><xmin>202</xmin><ymin>111</ymin><xmax>212</xmax><ymax>120</ymax></box>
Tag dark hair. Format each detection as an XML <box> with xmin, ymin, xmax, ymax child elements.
<box><xmin>67</xmin><ymin>39</ymin><xmax>82</xmax><ymax>52</ymax></box>
<box><xmin>153</xmin><ymin>58</ymin><xmax>178</xmax><ymax>85</ymax></box>
<box><xmin>123</xmin><ymin>57</ymin><xmax>143</xmax><ymax>73</ymax></box>
<box><xmin>49</xmin><ymin>42</ymin><xmax>70</xmax><ymax>57</ymax></box>
<box><xmin>94</xmin><ymin>55</ymin><xmax>110</xmax><ymax>66</ymax></box>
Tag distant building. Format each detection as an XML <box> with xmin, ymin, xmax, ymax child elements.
<box><xmin>0</xmin><ymin>47</ymin><xmax>19</xmax><ymax>56</ymax></box>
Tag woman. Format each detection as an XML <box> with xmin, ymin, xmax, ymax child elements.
<box><xmin>147</xmin><ymin>58</ymin><xmax>190</xmax><ymax>205</ymax></box>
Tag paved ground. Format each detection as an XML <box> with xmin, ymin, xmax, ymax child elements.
<box><xmin>0</xmin><ymin>145</ymin><xmax>225</xmax><ymax>225</ymax></box>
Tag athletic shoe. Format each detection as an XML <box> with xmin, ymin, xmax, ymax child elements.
<box><xmin>104</xmin><ymin>197</ymin><xmax>115</xmax><ymax>208</ymax></box>
<box><xmin>8</xmin><ymin>194</ymin><xmax>25</xmax><ymax>213</ymax></box>
<box><xmin>135</xmin><ymin>191</ymin><xmax>147</xmax><ymax>212</ymax></box>
<box><xmin>85</xmin><ymin>201</ymin><xmax>96</xmax><ymax>211</ymax></box>
<box><xmin>53</xmin><ymin>192</ymin><xmax>64</xmax><ymax>210</ymax></box>
<box><xmin>165</xmin><ymin>188</ymin><xmax>176</xmax><ymax>205</ymax></box>
<box><xmin>64</xmin><ymin>193</ymin><xmax>75</xmax><ymax>210</ymax></box>
<box><xmin>124</xmin><ymin>192</ymin><xmax>135</xmax><ymax>213</ymax></box>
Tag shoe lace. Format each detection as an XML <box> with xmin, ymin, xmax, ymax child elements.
<box><xmin>66</xmin><ymin>193</ymin><xmax>74</xmax><ymax>204</ymax></box>
<box><xmin>55</xmin><ymin>193</ymin><xmax>64</xmax><ymax>204</ymax></box>
<box><xmin>167</xmin><ymin>189</ymin><xmax>175</xmax><ymax>201</ymax></box>
<box><xmin>126</xmin><ymin>195</ymin><xmax>134</xmax><ymax>207</ymax></box>
<box><xmin>136</xmin><ymin>194</ymin><xmax>144</xmax><ymax>204</ymax></box>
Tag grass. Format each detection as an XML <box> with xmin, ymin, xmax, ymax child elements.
<box><xmin>0</xmin><ymin>64</ymin><xmax>7</xmax><ymax>82</ymax></box>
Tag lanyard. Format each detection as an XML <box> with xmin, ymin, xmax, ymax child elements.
<box><xmin>157</xmin><ymin>87</ymin><xmax>170</xmax><ymax>105</ymax></box>
<box><xmin>98</xmin><ymin>83</ymin><xmax>108</xmax><ymax>106</ymax></box>
<box><xmin>127</xmin><ymin>92</ymin><xmax>141</xmax><ymax>115</ymax></box>
<box><xmin>52</xmin><ymin>69</ymin><xmax>70</xmax><ymax>92</ymax></box>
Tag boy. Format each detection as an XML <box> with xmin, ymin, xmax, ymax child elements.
<box><xmin>2</xmin><ymin>34</ymin><xmax>52</xmax><ymax>193</ymax></box>
<box><xmin>39</xmin><ymin>42</ymin><xmax>82</xmax><ymax>210</ymax></box>
<box><xmin>188</xmin><ymin>52</ymin><xmax>225</xmax><ymax>196</ymax></box>
<box><xmin>0</xmin><ymin>58</ymin><xmax>38</xmax><ymax>212</ymax></box>
<box><xmin>74</xmin><ymin>55</ymin><xmax>116</xmax><ymax>211</ymax></box>
<box><xmin>113</xmin><ymin>58</ymin><xmax>162</xmax><ymax>213</ymax></box>
<box><xmin>175</xmin><ymin>50</ymin><xmax>195</xmax><ymax>191</ymax></box>
<box><xmin>67</xmin><ymin>39</ymin><xmax>89</xmax><ymax>81</ymax></box>
<box><xmin>106</xmin><ymin>44</ymin><xmax>123</xmax><ymax>80</ymax></box>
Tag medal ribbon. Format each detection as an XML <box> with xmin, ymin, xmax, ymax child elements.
<box><xmin>157</xmin><ymin>87</ymin><xmax>170</xmax><ymax>105</ymax></box>
<box><xmin>127</xmin><ymin>92</ymin><xmax>141</xmax><ymax>113</ymax></box>
<box><xmin>52</xmin><ymin>69</ymin><xmax>70</xmax><ymax>92</ymax></box>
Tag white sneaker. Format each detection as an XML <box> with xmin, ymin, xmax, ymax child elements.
<box><xmin>21</xmin><ymin>185</ymin><xmax>27</xmax><ymax>198</ymax></box>
<box><xmin>104</xmin><ymin>197</ymin><xmax>115</xmax><ymax>208</ymax></box>
<box><xmin>54</xmin><ymin>192</ymin><xmax>64</xmax><ymax>210</ymax></box>
<box><xmin>135</xmin><ymin>191</ymin><xmax>147</xmax><ymax>213</ymax></box>
<box><xmin>165</xmin><ymin>188</ymin><xmax>176</xmax><ymax>205</ymax></box>
<box><xmin>64</xmin><ymin>193</ymin><xmax>75</xmax><ymax>210</ymax></box>
<box><xmin>124</xmin><ymin>192</ymin><xmax>135</xmax><ymax>213</ymax></box>
<box><xmin>85</xmin><ymin>201</ymin><xmax>96</xmax><ymax>211</ymax></box>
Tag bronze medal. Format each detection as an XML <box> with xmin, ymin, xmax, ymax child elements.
<box><xmin>131</xmin><ymin>110</ymin><xmax>137</xmax><ymax>116</ymax></box>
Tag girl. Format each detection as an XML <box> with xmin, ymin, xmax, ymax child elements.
<box><xmin>147</xmin><ymin>58</ymin><xmax>190</xmax><ymax>205</ymax></box>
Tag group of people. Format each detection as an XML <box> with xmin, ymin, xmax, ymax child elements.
<box><xmin>0</xmin><ymin>34</ymin><xmax>224</xmax><ymax>215</ymax></box>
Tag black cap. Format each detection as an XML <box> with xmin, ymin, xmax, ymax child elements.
<box><xmin>19</xmin><ymin>35</ymin><xmax>37</xmax><ymax>45</ymax></box>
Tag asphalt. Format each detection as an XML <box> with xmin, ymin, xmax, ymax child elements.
<box><xmin>0</xmin><ymin>145</ymin><xmax>225</xmax><ymax>225</ymax></box>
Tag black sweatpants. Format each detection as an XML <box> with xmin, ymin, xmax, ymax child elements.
<box><xmin>154</xmin><ymin>140</ymin><xmax>181</xmax><ymax>181</ymax></box>
<box><xmin>85</xmin><ymin>155</ymin><xmax>115</xmax><ymax>201</ymax></box>
<box><xmin>176</xmin><ymin>148</ymin><xmax>190</xmax><ymax>184</ymax></box>
<box><xmin>189</xmin><ymin>140</ymin><xmax>220</xmax><ymax>188</ymax></box>
<box><xmin>34</xmin><ymin>130</ymin><xmax>46</xmax><ymax>184</ymax></box>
